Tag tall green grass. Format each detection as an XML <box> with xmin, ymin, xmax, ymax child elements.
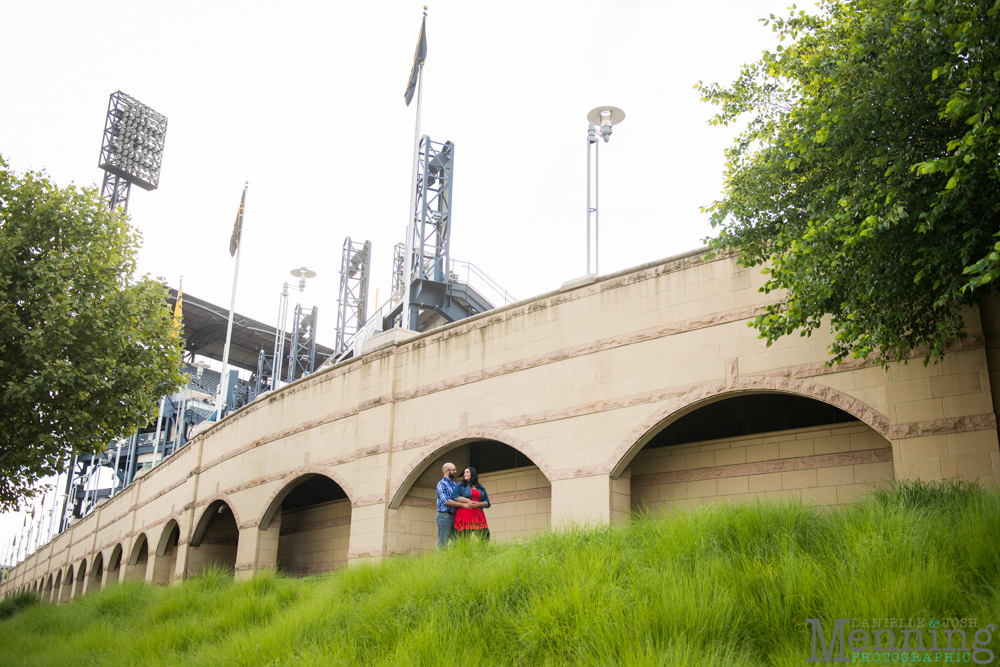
<box><xmin>2</xmin><ymin>480</ymin><xmax>999</xmax><ymax>666</ymax></box>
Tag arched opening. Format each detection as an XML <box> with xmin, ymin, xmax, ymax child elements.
<box><xmin>105</xmin><ymin>544</ymin><xmax>123</xmax><ymax>587</ymax></box>
<box><xmin>58</xmin><ymin>566</ymin><xmax>73</xmax><ymax>603</ymax></box>
<box><xmin>124</xmin><ymin>534</ymin><xmax>149</xmax><ymax>581</ymax></box>
<box><xmin>261</xmin><ymin>474</ymin><xmax>351</xmax><ymax>577</ymax></box>
<box><xmin>72</xmin><ymin>559</ymin><xmax>87</xmax><ymax>599</ymax></box>
<box><xmin>43</xmin><ymin>574</ymin><xmax>53</xmax><ymax>602</ymax></box>
<box><xmin>626</xmin><ymin>392</ymin><xmax>894</xmax><ymax>512</ymax></box>
<box><xmin>52</xmin><ymin>570</ymin><xmax>62</xmax><ymax>603</ymax></box>
<box><xmin>396</xmin><ymin>438</ymin><xmax>552</xmax><ymax>551</ymax></box>
<box><xmin>188</xmin><ymin>500</ymin><xmax>239</xmax><ymax>576</ymax></box>
<box><xmin>89</xmin><ymin>553</ymin><xmax>104</xmax><ymax>593</ymax></box>
<box><xmin>152</xmin><ymin>521</ymin><xmax>180</xmax><ymax>585</ymax></box>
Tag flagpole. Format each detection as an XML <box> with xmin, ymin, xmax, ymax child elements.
<box><xmin>216</xmin><ymin>185</ymin><xmax>247</xmax><ymax>418</ymax></box>
<box><xmin>401</xmin><ymin>13</ymin><xmax>426</xmax><ymax>331</ymax></box>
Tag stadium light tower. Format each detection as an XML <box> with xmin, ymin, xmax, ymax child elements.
<box><xmin>97</xmin><ymin>91</ymin><xmax>168</xmax><ymax>213</ymax></box>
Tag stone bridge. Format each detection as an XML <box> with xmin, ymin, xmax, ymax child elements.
<box><xmin>5</xmin><ymin>248</ymin><xmax>1000</xmax><ymax>600</ymax></box>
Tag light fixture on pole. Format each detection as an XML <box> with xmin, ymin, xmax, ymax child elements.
<box><xmin>585</xmin><ymin>106</ymin><xmax>625</xmax><ymax>276</ymax></box>
<box><xmin>272</xmin><ymin>267</ymin><xmax>316</xmax><ymax>391</ymax></box>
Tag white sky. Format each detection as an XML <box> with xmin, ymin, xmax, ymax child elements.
<box><xmin>0</xmin><ymin>0</ymin><xmax>795</xmax><ymax>562</ymax></box>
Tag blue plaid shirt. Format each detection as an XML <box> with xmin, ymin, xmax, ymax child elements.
<box><xmin>436</xmin><ymin>477</ymin><xmax>458</xmax><ymax>514</ymax></box>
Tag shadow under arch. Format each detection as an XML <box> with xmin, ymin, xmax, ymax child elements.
<box><xmin>72</xmin><ymin>559</ymin><xmax>87</xmax><ymax>599</ymax></box>
<box><xmin>258</xmin><ymin>467</ymin><xmax>354</xmax><ymax>532</ymax></box>
<box><xmin>51</xmin><ymin>570</ymin><xmax>62</xmax><ymax>603</ymax></box>
<box><xmin>387</xmin><ymin>427</ymin><xmax>553</xmax><ymax>510</ymax></box>
<box><xmin>89</xmin><ymin>552</ymin><xmax>104</xmax><ymax>592</ymax></box>
<box><xmin>261</xmin><ymin>471</ymin><xmax>354</xmax><ymax>577</ymax></box>
<box><xmin>128</xmin><ymin>534</ymin><xmax>149</xmax><ymax>567</ymax></box>
<box><xmin>155</xmin><ymin>518</ymin><xmax>181</xmax><ymax>557</ymax></box>
<box><xmin>106</xmin><ymin>544</ymin><xmax>123</xmax><ymax>582</ymax></box>
<box><xmin>190</xmin><ymin>497</ymin><xmax>241</xmax><ymax>547</ymax></box>
<box><xmin>188</xmin><ymin>498</ymin><xmax>240</xmax><ymax>576</ymax></box>
<box><xmin>605</xmin><ymin>380</ymin><xmax>891</xmax><ymax>480</ymax></box>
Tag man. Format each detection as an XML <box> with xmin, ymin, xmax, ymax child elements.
<box><xmin>435</xmin><ymin>462</ymin><xmax>464</xmax><ymax>549</ymax></box>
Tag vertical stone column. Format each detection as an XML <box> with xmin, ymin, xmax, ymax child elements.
<box><xmin>551</xmin><ymin>474</ymin><xmax>627</xmax><ymax>527</ymax></box>
<box><xmin>234</xmin><ymin>523</ymin><xmax>280</xmax><ymax>581</ymax></box>
<box><xmin>347</xmin><ymin>501</ymin><xmax>392</xmax><ymax>563</ymax></box>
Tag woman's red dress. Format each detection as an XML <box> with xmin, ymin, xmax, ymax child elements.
<box><xmin>453</xmin><ymin>487</ymin><xmax>489</xmax><ymax>534</ymax></box>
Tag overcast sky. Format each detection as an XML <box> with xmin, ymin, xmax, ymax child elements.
<box><xmin>0</xmin><ymin>0</ymin><xmax>795</xmax><ymax>561</ymax></box>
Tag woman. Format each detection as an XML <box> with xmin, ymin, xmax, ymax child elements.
<box><xmin>451</xmin><ymin>466</ymin><xmax>490</xmax><ymax>541</ymax></box>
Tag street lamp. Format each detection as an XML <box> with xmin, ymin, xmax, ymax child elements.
<box><xmin>585</xmin><ymin>106</ymin><xmax>625</xmax><ymax>275</ymax></box>
<box><xmin>272</xmin><ymin>267</ymin><xmax>316</xmax><ymax>390</ymax></box>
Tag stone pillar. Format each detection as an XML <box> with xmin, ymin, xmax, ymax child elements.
<box><xmin>551</xmin><ymin>474</ymin><xmax>629</xmax><ymax>527</ymax></box>
<box><xmin>172</xmin><ymin>541</ymin><xmax>191</xmax><ymax>584</ymax></box>
<box><xmin>149</xmin><ymin>549</ymin><xmax>176</xmax><ymax>585</ymax></box>
<box><xmin>234</xmin><ymin>523</ymin><xmax>280</xmax><ymax>581</ymax></box>
<box><xmin>347</xmin><ymin>502</ymin><xmax>393</xmax><ymax>564</ymax></box>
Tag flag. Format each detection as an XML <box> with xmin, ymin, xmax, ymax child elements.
<box><xmin>173</xmin><ymin>280</ymin><xmax>183</xmax><ymax>338</ymax></box>
<box><xmin>230</xmin><ymin>189</ymin><xmax>245</xmax><ymax>256</ymax></box>
<box><xmin>404</xmin><ymin>16</ymin><xmax>427</xmax><ymax>107</ymax></box>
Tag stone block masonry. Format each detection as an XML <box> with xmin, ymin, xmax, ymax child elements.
<box><xmin>6</xmin><ymin>248</ymin><xmax>1000</xmax><ymax>598</ymax></box>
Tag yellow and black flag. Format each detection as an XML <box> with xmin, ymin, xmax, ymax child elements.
<box><xmin>172</xmin><ymin>279</ymin><xmax>183</xmax><ymax>338</ymax></box>
<box><xmin>404</xmin><ymin>16</ymin><xmax>427</xmax><ymax>107</ymax></box>
<box><xmin>230</xmin><ymin>189</ymin><xmax>245</xmax><ymax>256</ymax></box>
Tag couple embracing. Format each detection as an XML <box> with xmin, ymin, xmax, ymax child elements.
<box><xmin>435</xmin><ymin>462</ymin><xmax>491</xmax><ymax>548</ymax></box>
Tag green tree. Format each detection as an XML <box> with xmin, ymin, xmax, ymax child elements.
<box><xmin>698</xmin><ymin>0</ymin><xmax>1000</xmax><ymax>365</ymax></box>
<box><xmin>0</xmin><ymin>155</ymin><xmax>184</xmax><ymax>511</ymax></box>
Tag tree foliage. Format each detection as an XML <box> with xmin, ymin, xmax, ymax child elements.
<box><xmin>698</xmin><ymin>0</ymin><xmax>1000</xmax><ymax>365</ymax></box>
<box><xmin>0</xmin><ymin>155</ymin><xmax>184</xmax><ymax>511</ymax></box>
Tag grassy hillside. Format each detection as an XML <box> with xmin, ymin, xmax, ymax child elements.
<box><xmin>2</xmin><ymin>481</ymin><xmax>999</xmax><ymax>666</ymax></box>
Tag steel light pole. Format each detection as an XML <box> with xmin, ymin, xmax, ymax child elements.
<box><xmin>272</xmin><ymin>267</ymin><xmax>315</xmax><ymax>391</ymax></box>
<box><xmin>586</xmin><ymin>106</ymin><xmax>625</xmax><ymax>276</ymax></box>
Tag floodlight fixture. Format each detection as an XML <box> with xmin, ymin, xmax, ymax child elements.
<box><xmin>290</xmin><ymin>266</ymin><xmax>317</xmax><ymax>291</ymax></box>
<box><xmin>587</xmin><ymin>106</ymin><xmax>625</xmax><ymax>142</ymax></box>
<box><xmin>98</xmin><ymin>91</ymin><xmax>168</xmax><ymax>212</ymax></box>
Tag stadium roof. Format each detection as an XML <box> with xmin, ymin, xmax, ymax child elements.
<box><xmin>167</xmin><ymin>287</ymin><xmax>334</xmax><ymax>374</ymax></box>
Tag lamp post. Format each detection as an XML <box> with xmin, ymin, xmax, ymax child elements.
<box><xmin>272</xmin><ymin>267</ymin><xmax>315</xmax><ymax>391</ymax></box>
<box><xmin>585</xmin><ymin>106</ymin><xmax>625</xmax><ymax>276</ymax></box>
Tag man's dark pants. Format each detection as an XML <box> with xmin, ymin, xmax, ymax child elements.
<box><xmin>436</xmin><ymin>511</ymin><xmax>454</xmax><ymax>549</ymax></box>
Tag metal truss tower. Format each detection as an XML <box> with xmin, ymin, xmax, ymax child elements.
<box><xmin>289</xmin><ymin>305</ymin><xmax>318</xmax><ymax>382</ymax></box>
<box><xmin>383</xmin><ymin>136</ymin><xmax>491</xmax><ymax>332</ymax></box>
<box><xmin>409</xmin><ymin>137</ymin><xmax>454</xmax><ymax>286</ymax></box>
<box><xmin>335</xmin><ymin>237</ymin><xmax>372</xmax><ymax>355</ymax></box>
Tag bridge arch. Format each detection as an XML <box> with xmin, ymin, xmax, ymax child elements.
<box><xmin>607</xmin><ymin>384</ymin><xmax>894</xmax><ymax>513</ymax></box>
<box><xmin>188</xmin><ymin>498</ymin><xmax>240</xmax><ymax>576</ymax></box>
<box><xmin>72</xmin><ymin>559</ymin><xmax>87</xmax><ymax>599</ymax></box>
<box><xmin>388</xmin><ymin>427</ymin><xmax>553</xmax><ymax>509</ymax></box>
<box><xmin>152</xmin><ymin>519</ymin><xmax>181</xmax><ymax>585</ymax></box>
<box><xmin>389</xmin><ymin>428</ymin><xmax>555</xmax><ymax>548</ymax></box>
<box><xmin>258</xmin><ymin>466</ymin><xmax>354</xmax><ymax>531</ymax></box>
<box><xmin>606</xmin><ymin>380</ymin><xmax>891</xmax><ymax>479</ymax></box>
<box><xmin>51</xmin><ymin>570</ymin><xmax>62</xmax><ymax>603</ymax></box>
<box><xmin>259</xmin><ymin>470</ymin><xmax>353</xmax><ymax>576</ymax></box>
<box><xmin>105</xmin><ymin>544</ymin><xmax>123</xmax><ymax>587</ymax></box>
<box><xmin>88</xmin><ymin>552</ymin><xmax>104</xmax><ymax>593</ymax></box>
<box><xmin>125</xmin><ymin>533</ymin><xmax>149</xmax><ymax>581</ymax></box>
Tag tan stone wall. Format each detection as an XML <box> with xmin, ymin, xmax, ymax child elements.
<box><xmin>630</xmin><ymin>422</ymin><xmax>892</xmax><ymax>512</ymax></box>
<box><xmin>276</xmin><ymin>499</ymin><xmax>351</xmax><ymax>576</ymax></box>
<box><xmin>479</xmin><ymin>467</ymin><xmax>551</xmax><ymax>541</ymax></box>
<box><xmin>5</xmin><ymin>249</ymin><xmax>999</xmax><ymax>597</ymax></box>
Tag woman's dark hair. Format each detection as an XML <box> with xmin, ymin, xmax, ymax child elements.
<box><xmin>461</xmin><ymin>466</ymin><xmax>485</xmax><ymax>492</ymax></box>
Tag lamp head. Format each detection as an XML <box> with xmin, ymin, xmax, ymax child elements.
<box><xmin>586</xmin><ymin>106</ymin><xmax>626</xmax><ymax>143</ymax></box>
